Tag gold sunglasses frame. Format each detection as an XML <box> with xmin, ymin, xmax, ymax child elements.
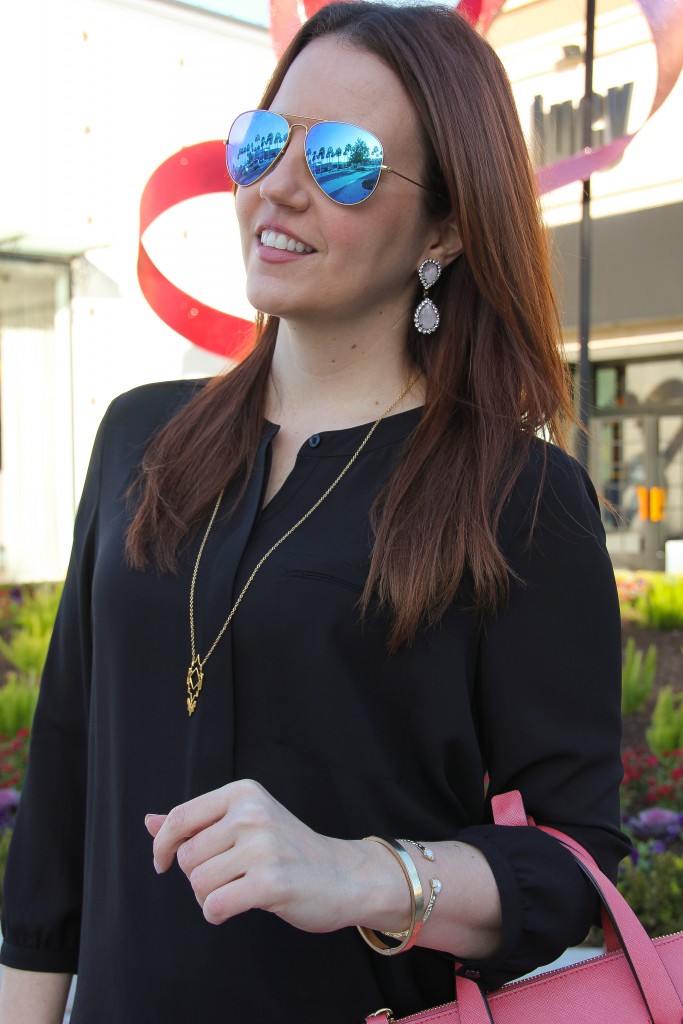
<box><xmin>225</xmin><ymin>110</ymin><xmax>428</xmax><ymax>206</ymax></box>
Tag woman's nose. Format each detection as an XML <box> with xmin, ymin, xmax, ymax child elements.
<box><xmin>258</xmin><ymin>126</ymin><xmax>311</xmax><ymax>209</ymax></box>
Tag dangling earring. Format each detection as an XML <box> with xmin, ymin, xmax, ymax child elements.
<box><xmin>414</xmin><ymin>259</ymin><xmax>441</xmax><ymax>334</ymax></box>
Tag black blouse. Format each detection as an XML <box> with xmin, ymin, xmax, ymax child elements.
<box><xmin>1</xmin><ymin>380</ymin><xmax>628</xmax><ymax>1023</ymax></box>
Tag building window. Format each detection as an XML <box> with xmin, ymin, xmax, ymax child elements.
<box><xmin>595</xmin><ymin>360</ymin><xmax>683</xmax><ymax>409</ymax></box>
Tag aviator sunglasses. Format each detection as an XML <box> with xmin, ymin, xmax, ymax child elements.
<box><xmin>225</xmin><ymin>109</ymin><xmax>428</xmax><ymax>206</ymax></box>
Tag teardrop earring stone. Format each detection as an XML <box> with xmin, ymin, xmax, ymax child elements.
<box><xmin>418</xmin><ymin>259</ymin><xmax>441</xmax><ymax>290</ymax></box>
<box><xmin>414</xmin><ymin>297</ymin><xmax>440</xmax><ymax>334</ymax></box>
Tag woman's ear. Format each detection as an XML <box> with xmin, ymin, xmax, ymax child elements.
<box><xmin>424</xmin><ymin>216</ymin><xmax>464</xmax><ymax>269</ymax></box>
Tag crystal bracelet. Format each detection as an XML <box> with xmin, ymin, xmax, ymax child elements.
<box><xmin>381</xmin><ymin>841</ymin><xmax>442</xmax><ymax>939</ymax></box>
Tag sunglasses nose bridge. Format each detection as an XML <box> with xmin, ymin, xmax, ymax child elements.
<box><xmin>283</xmin><ymin>121</ymin><xmax>311</xmax><ymax>154</ymax></box>
<box><xmin>267</xmin><ymin>121</ymin><xmax>313</xmax><ymax>178</ymax></box>
<box><xmin>254</xmin><ymin>121</ymin><xmax>316</xmax><ymax>203</ymax></box>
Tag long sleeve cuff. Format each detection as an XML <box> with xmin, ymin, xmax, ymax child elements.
<box><xmin>0</xmin><ymin>936</ymin><xmax>78</xmax><ymax>974</ymax></box>
<box><xmin>445</xmin><ymin>824</ymin><xmax>603</xmax><ymax>990</ymax></box>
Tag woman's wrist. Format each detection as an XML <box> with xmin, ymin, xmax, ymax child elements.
<box><xmin>0</xmin><ymin>967</ymin><xmax>73</xmax><ymax>1024</ymax></box>
<box><xmin>339</xmin><ymin>836</ymin><xmax>503</xmax><ymax>961</ymax></box>
<box><xmin>357</xmin><ymin>837</ymin><xmax>429</xmax><ymax>955</ymax></box>
<box><xmin>341</xmin><ymin>837</ymin><xmax>413</xmax><ymax>934</ymax></box>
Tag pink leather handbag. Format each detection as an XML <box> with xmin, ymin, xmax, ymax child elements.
<box><xmin>364</xmin><ymin>791</ymin><xmax>683</xmax><ymax>1024</ymax></box>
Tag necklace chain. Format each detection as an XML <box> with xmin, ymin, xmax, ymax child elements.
<box><xmin>186</xmin><ymin>370</ymin><xmax>422</xmax><ymax>716</ymax></box>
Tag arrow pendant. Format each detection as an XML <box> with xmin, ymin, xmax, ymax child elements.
<box><xmin>186</xmin><ymin>656</ymin><xmax>204</xmax><ymax>716</ymax></box>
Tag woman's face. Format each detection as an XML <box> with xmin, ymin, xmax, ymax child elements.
<box><xmin>235</xmin><ymin>37</ymin><xmax>440</xmax><ymax>331</ymax></box>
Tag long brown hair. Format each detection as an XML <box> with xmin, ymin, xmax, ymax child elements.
<box><xmin>126</xmin><ymin>2</ymin><xmax>577</xmax><ymax>649</ymax></box>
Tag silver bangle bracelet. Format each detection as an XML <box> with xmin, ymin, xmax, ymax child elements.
<box><xmin>423</xmin><ymin>877</ymin><xmax>443</xmax><ymax>926</ymax></box>
<box><xmin>383</xmin><ymin>877</ymin><xmax>443</xmax><ymax>938</ymax></box>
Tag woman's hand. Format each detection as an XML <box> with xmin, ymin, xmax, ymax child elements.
<box><xmin>145</xmin><ymin>779</ymin><xmax>502</xmax><ymax>959</ymax></box>
<box><xmin>145</xmin><ymin>778</ymin><xmax>406</xmax><ymax>932</ymax></box>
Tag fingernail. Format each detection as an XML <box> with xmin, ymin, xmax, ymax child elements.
<box><xmin>145</xmin><ymin>814</ymin><xmax>152</xmax><ymax>826</ymax></box>
<box><xmin>153</xmin><ymin>857</ymin><xmax>161</xmax><ymax>874</ymax></box>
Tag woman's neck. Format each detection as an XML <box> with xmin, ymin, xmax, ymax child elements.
<box><xmin>265</xmin><ymin>317</ymin><xmax>424</xmax><ymax>433</ymax></box>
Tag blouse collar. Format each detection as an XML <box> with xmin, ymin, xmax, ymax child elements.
<box><xmin>263</xmin><ymin>405</ymin><xmax>423</xmax><ymax>459</ymax></box>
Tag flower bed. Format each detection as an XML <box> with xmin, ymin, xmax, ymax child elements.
<box><xmin>619</xmin><ymin>747</ymin><xmax>683</xmax><ymax>937</ymax></box>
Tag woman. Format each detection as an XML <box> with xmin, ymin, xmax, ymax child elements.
<box><xmin>0</xmin><ymin>4</ymin><xmax>628</xmax><ymax>1022</ymax></box>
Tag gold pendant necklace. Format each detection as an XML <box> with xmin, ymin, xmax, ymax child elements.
<box><xmin>185</xmin><ymin>370</ymin><xmax>422</xmax><ymax>716</ymax></box>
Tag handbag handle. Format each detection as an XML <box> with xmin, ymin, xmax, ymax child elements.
<box><xmin>452</xmin><ymin>790</ymin><xmax>683</xmax><ymax>1024</ymax></box>
<box><xmin>491</xmin><ymin>792</ymin><xmax>622</xmax><ymax>949</ymax></box>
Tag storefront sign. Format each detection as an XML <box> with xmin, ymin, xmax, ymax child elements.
<box><xmin>531</xmin><ymin>84</ymin><xmax>634</xmax><ymax>166</ymax></box>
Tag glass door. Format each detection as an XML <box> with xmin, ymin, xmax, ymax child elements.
<box><xmin>591</xmin><ymin>411</ymin><xmax>683</xmax><ymax>570</ymax></box>
<box><xmin>591</xmin><ymin>413</ymin><xmax>660</xmax><ymax>569</ymax></box>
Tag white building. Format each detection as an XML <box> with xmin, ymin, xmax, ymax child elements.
<box><xmin>0</xmin><ymin>0</ymin><xmax>273</xmax><ymax>580</ymax></box>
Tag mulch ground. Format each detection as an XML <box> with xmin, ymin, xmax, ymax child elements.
<box><xmin>621</xmin><ymin>622</ymin><xmax>683</xmax><ymax>752</ymax></box>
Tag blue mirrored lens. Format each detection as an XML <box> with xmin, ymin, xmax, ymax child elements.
<box><xmin>226</xmin><ymin>111</ymin><xmax>288</xmax><ymax>186</ymax></box>
<box><xmin>306</xmin><ymin>122</ymin><xmax>383</xmax><ymax>204</ymax></box>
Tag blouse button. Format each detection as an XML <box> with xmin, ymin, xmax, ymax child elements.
<box><xmin>308</xmin><ymin>434</ymin><xmax>321</xmax><ymax>448</ymax></box>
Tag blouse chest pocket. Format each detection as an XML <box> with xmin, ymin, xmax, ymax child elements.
<box><xmin>255</xmin><ymin>563</ymin><xmax>420</xmax><ymax>783</ymax></box>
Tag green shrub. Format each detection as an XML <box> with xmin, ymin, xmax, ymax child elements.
<box><xmin>0</xmin><ymin>584</ymin><xmax>62</xmax><ymax>685</ymax></box>
<box><xmin>647</xmin><ymin>687</ymin><xmax>683</xmax><ymax>759</ymax></box>
<box><xmin>0</xmin><ymin>680</ymin><xmax>39</xmax><ymax>737</ymax></box>
<box><xmin>618</xmin><ymin>851</ymin><xmax>683</xmax><ymax>937</ymax></box>
<box><xmin>622</xmin><ymin>637</ymin><xmax>657</xmax><ymax>714</ymax></box>
<box><xmin>638</xmin><ymin>575</ymin><xmax>683</xmax><ymax>629</ymax></box>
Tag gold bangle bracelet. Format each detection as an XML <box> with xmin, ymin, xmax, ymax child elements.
<box><xmin>357</xmin><ymin>837</ymin><xmax>425</xmax><ymax>956</ymax></box>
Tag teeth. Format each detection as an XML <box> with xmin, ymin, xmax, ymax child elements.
<box><xmin>260</xmin><ymin>229</ymin><xmax>312</xmax><ymax>253</ymax></box>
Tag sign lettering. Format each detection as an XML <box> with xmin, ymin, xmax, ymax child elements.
<box><xmin>532</xmin><ymin>84</ymin><xmax>634</xmax><ymax>165</ymax></box>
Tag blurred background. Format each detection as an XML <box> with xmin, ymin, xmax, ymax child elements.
<box><xmin>0</xmin><ymin>0</ymin><xmax>681</xmax><ymax>583</ymax></box>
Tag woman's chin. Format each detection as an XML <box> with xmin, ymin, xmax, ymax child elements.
<box><xmin>245</xmin><ymin>290</ymin><xmax>317</xmax><ymax>325</ymax></box>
